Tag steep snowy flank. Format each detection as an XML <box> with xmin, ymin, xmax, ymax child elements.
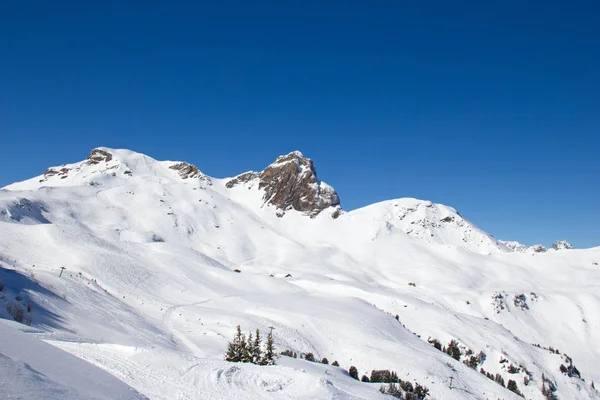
<box><xmin>344</xmin><ymin>198</ymin><xmax>509</xmax><ymax>255</ymax></box>
<box><xmin>1</xmin><ymin>147</ymin><xmax>599</xmax><ymax>400</ymax></box>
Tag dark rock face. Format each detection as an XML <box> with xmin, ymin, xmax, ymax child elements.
<box><xmin>87</xmin><ymin>149</ymin><xmax>113</xmax><ymax>165</ymax></box>
<box><xmin>227</xmin><ymin>151</ymin><xmax>341</xmax><ymax>217</ymax></box>
<box><xmin>169</xmin><ymin>162</ymin><xmax>200</xmax><ymax>179</ymax></box>
<box><xmin>225</xmin><ymin>172</ymin><xmax>259</xmax><ymax>189</ymax></box>
<box><xmin>169</xmin><ymin>162</ymin><xmax>212</xmax><ymax>185</ymax></box>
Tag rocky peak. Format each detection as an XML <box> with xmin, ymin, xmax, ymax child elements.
<box><xmin>87</xmin><ymin>148</ymin><xmax>113</xmax><ymax>165</ymax></box>
<box><xmin>530</xmin><ymin>244</ymin><xmax>548</xmax><ymax>253</ymax></box>
<box><xmin>227</xmin><ymin>151</ymin><xmax>341</xmax><ymax>217</ymax></box>
<box><xmin>552</xmin><ymin>240</ymin><xmax>574</xmax><ymax>250</ymax></box>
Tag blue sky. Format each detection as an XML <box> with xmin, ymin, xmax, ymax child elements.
<box><xmin>1</xmin><ymin>1</ymin><xmax>599</xmax><ymax>248</ymax></box>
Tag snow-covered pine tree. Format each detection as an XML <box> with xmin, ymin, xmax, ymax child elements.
<box><xmin>262</xmin><ymin>328</ymin><xmax>275</xmax><ymax>365</ymax></box>
<box><xmin>242</xmin><ymin>332</ymin><xmax>253</xmax><ymax>363</ymax></box>
<box><xmin>252</xmin><ymin>328</ymin><xmax>262</xmax><ymax>364</ymax></box>
<box><xmin>225</xmin><ymin>325</ymin><xmax>244</xmax><ymax>362</ymax></box>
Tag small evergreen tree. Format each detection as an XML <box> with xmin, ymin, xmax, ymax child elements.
<box><xmin>414</xmin><ymin>383</ymin><xmax>430</xmax><ymax>398</ymax></box>
<box><xmin>304</xmin><ymin>352</ymin><xmax>315</xmax><ymax>362</ymax></box>
<box><xmin>225</xmin><ymin>325</ymin><xmax>244</xmax><ymax>362</ymax></box>
<box><xmin>241</xmin><ymin>331</ymin><xmax>253</xmax><ymax>363</ymax></box>
<box><xmin>321</xmin><ymin>357</ymin><xmax>329</xmax><ymax>365</ymax></box>
<box><xmin>507</xmin><ymin>380</ymin><xmax>522</xmax><ymax>397</ymax></box>
<box><xmin>380</xmin><ymin>383</ymin><xmax>402</xmax><ymax>398</ymax></box>
<box><xmin>332</xmin><ymin>360</ymin><xmax>340</xmax><ymax>367</ymax></box>
<box><xmin>361</xmin><ymin>374</ymin><xmax>370</xmax><ymax>382</ymax></box>
<box><xmin>261</xmin><ymin>328</ymin><xmax>275</xmax><ymax>365</ymax></box>
<box><xmin>399</xmin><ymin>380</ymin><xmax>413</xmax><ymax>392</ymax></box>
<box><xmin>447</xmin><ymin>340</ymin><xmax>461</xmax><ymax>361</ymax></box>
<box><xmin>252</xmin><ymin>329</ymin><xmax>262</xmax><ymax>364</ymax></box>
<box><xmin>349</xmin><ymin>366</ymin><xmax>359</xmax><ymax>380</ymax></box>
<box><xmin>495</xmin><ymin>373</ymin><xmax>505</xmax><ymax>387</ymax></box>
<box><xmin>464</xmin><ymin>356</ymin><xmax>478</xmax><ymax>369</ymax></box>
<box><xmin>428</xmin><ymin>338</ymin><xmax>442</xmax><ymax>351</ymax></box>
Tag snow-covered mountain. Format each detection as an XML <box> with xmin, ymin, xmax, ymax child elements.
<box><xmin>499</xmin><ymin>240</ymin><xmax>575</xmax><ymax>254</ymax></box>
<box><xmin>0</xmin><ymin>147</ymin><xmax>598</xmax><ymax>400</ymax></box>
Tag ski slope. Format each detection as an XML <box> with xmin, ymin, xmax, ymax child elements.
<box><xmin>0</xmin><ymin>319</ymin><xmax>145</xmax><ymax>399</ymax></box>
<box><xmin>0</xmin><ymin>148</ymin><xmax>598</xmax><ymax>399</ymax></box>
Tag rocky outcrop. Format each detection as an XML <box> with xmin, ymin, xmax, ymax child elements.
<box><xmin>169</xmin><ymin>162</ymin><xmax>200</xmax><ymax>179</ymax></box>
<box><xmin>530</xmin><ymin>244</ymin><xmax>548</xmax><ymax>253</ymax></box>
<box><xmin>169</xmin><ymin>162</ymin><xmax>212</xmax><ymax>185</ymax></box>
<box><xmin>227</xmin><ymin>151</ymin><xmax>341</xmax><ymax>217</ymax></box>
<box><xmin>552</xmin><ymin>240</ymin><xmax>574</xmax><ymax>250</ymax></box>
<box><xmin>225</xmin><ymin>172</ymin><xmax>259</xmax><ymax>189</ymax></box>
<box><xmin>87</xmin><ymin>148</ymin><xmax>113</xmax><ymax>165</ymax></box>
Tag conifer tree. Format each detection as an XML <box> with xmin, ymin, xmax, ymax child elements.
<box><xmin>225</xmin><ymin>325</ymin><xmax>244</xmax><ymax>362</ymax></box>
<box><xmin>242</xmin><ymin>331</ymin><xmax>253</xmax><ymax>363</ymax></box>
<box><xmin>262</xmin><ymin>328</ymin><xmax>275</xmax><ymax>365</ymax></box>
<box><xmin>349</xmin><ymin>366</ymin><xmax>359</xmax><ymax>380</ymax></box>
<box><xmin>252</xmin><ymin>328</ymin><xmax>262</xmax><ymax>364</ymax></box>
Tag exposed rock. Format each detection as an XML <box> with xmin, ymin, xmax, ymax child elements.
<box><xmin>225</xmin><ymin>172</ymin><xmax>259</xmax><ymax>189</ymax></box>
<box><xmin>39</xmin><ymin>166</ymin><xmax>71</xmax><ymax>183</ymax></box>
<box><xmin>227</xmin><ymin>151</ymin><xmax>341</xmax><ymax>217</ymax></box>
<box><xmin>87</xmin><ymin>148</ymin><xmax>113</xmax><ymax>165</ymax></box>
<box><xmin>499</xmin><ymin>240</ymin><xmax>529</xmax><ymax>252</ymax></box>
<box><xmin>552</xmin><ymin>240</ymin><xmax>574</xmax><ymax>250</ymax></box>
<box><xmin>530</xmin><ymin>244</ymin><xmax>547</xmax><ymax>253</ymax></box>
<box><xmin>169</xmin><ymin>162</ymin><xmax>212</xmax><ymax>185</ymax></box>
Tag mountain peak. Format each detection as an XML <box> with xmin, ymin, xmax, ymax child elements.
<box><xmin>226</xmin><ymin>151</ymin><xmax>341</xmax><ymax>217</ymax></box>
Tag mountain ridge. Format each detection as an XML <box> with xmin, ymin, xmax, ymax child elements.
<box><xmin>0</xmin><ymin>146</ymin><xmax>598</xmax><ymax>399</ymax></box>
<box><xmin>3</xmin><ymin>147</ymin><xmax>577</xmax><ymax>251</ymax></box>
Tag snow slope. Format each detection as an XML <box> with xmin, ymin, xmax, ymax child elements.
<box><xmin>0</xmin><ymin>147</ymin><xmax>598</xmax><ymax>400</ymax></box>
<box><xmin>0</xmin><ymin>319</ymin><xmax>145</xmax><ymax>399</ymax></box>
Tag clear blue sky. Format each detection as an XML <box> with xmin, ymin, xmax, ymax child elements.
<box><xmin>1</xmin><ymin>1</ymin><xmax>599</xmax><ymax>248</ymax></box>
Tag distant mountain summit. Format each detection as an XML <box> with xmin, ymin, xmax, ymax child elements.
<box><xmin>499</xmin><ymin>240</ymin><xmax>575</xmax><ymax>253</ymax></box>
<box><xmin>226</xmin><ymin>151</ymin><xmax>341</xmax><ymax>218</ymax></box>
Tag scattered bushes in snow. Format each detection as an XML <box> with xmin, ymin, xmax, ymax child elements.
<box><xmin>560</xmin><ymin>363</ymin><xmax>581</xmax><ymax>378</ymax></box>
<box><xmin>224</xmin><ymin>325</ymin><xmax>275</xmax><ymax>365</ymax></box>
<box><xmin>303</xmin><ymin>352</ymin><xmax>315</xmax><ymax>362</ymax></box>
<box><xmin>542</xmin><ymin>374</ymin><xmax>558</xmax><ymax>399</ymax></box>
<box><xmin>495</xmin><ymin>373</ymin><xmax>505</xmax><ymax>387</ymax></box>
<box><xmin>332</xmin><ymin>360</ymin><xmax>340</xmax><ymax>367</ymax></box>
<box><xmin>446</xmin><ymin>340</ymin><xmax>461</xmax><ymax>361</ymax></box>
<box><xmin>280</xmin><ymin>350</ymin><xmax>297</xmax><ymax>358</ymax></box>
<box><xmin>428</xmin><ymin>337</ymin><xmax>442</xmax><ymax>351</ymax></box>
<box><xmin>7</xmin><ymin>301</ymin><xmax>31</xmax><ymax>325</ymax></box>
<box><xmin>321</xmin><ymin>357</ymin><xmax>329</xmax><ymax>365</ymax></box>
<box><xmin>507</xmin><ymin>364</ymin><xmax>521</xmax><ymax>374</ymax></box>
<box><xmin>378</xmin><ymin>380</ymin><xmax>430</xmax><ymax>399</ymax></box>
<box><xmin>370</xmin><ymin>369</ymin><xmax>430</xmax><ymax>398</ymax></box>
<box><xmin>348</xmin><ymin>365</ymin><xmax>359</xmax><ymax>380</ymax></box>
<box><xmin>513</xmin><ymin>294</ymin><xmax>529</xmax><ymax>310</ymax></box>
<box><xmin>361</xmin><ymin>375</ymin><xmax>370</xmax><ymax>382</ymax></box>
<box><xmin>464</xmin><ymin>355</ymin><xmax>479</xmax><ymax>369</ymax></box>
<box><xmin>370</xmin><ymin>369</ymin><xmax>398</xmax><ymax>383</ymax></box>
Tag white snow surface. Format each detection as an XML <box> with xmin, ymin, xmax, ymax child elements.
<box><xmin>0</xmin><ymin>148</ymin><xmax>598</xmax><ymax>400</ymax></box>
<box><xmin>0</xmin><ymin>319</ymin><xmax>145</xmax><ymax>399</ymax></box>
